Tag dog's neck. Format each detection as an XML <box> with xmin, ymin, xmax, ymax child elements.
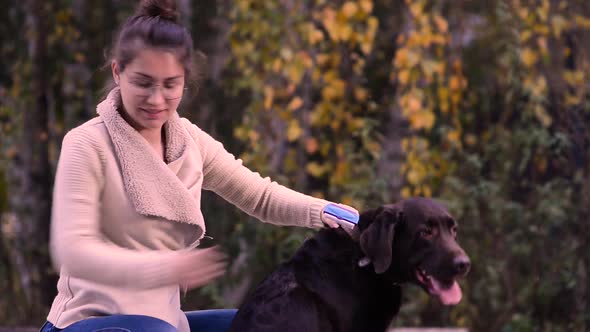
<box><xmin>347</xmin><ymin>226</ymin><xmax>361</xmax><ymax>242</ymax></box>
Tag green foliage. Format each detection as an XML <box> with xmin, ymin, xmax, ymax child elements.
<box><xmin>390</xmin><ymin>0</ymin><xmax>590</xmax><ymax>330</ymax></box>
<box><xmin>229</xmin><ymin>0</ymin><xmax>382</xmax><ymax>206</ymax></box>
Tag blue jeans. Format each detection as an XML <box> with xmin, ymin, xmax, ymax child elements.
<box><xmin>39</xmin><ymin>309</ymin><xmax>237</xmax><ymax>332</ymax></box>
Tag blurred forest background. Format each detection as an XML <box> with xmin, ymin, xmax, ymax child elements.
<box><xmin>1</xmin><ymin>0</ymin><xmax>589</xmax><ymax>331</ymax></box>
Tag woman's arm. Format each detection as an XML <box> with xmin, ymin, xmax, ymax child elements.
<box><xmin>184</xmin><ymin>120</ymin><xmax>330</xmax><ymax>228</ymax></box>
<box><xmin>50</xmin><ymin>127</ymin><xmax>203</xmax><ymax>289</ymax></box>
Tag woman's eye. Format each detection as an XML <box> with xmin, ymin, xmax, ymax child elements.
<box><xmin>134</xmin><ymin>81</ymin><xmax>152</xmax><ymax>88</ymax></box>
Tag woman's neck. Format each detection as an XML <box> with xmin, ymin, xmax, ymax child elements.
<box><xmin>138</xmin><ymin>128</ymin><xmax>163</xmax><ymax>146</ymax></box>
<box><xmin>119</xmin><ymin>105</ymin><xmax>166</xmax><ymax>161</ymax></box>
<box><xmin>139</xmin><ymin>128</ymin><xmax>166</xmax><ymax>161</ymax></box>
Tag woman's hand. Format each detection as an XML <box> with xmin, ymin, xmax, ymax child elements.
<box><xmin>172</xmin><ymin>246</ymin><xmax>228</xmax><ymax>290</ymax></box>
<box><xmin>321</xmin><ymin>203</ymin><xmax>359</xmax><ymax>229</ymax></box>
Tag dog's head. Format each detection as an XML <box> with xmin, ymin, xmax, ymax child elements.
<box><xmin>358</xmin><ymin>197</ymin><xmax>470</xmax><ymax>305</ymax></box>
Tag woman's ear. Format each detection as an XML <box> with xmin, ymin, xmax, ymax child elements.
<box><xmin>111</xmin><ymin>61</ymin><xmax>120</xmax><ymax>85</ymax></box>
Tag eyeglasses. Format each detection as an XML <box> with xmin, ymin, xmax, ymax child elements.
<box><xmin>122</xmin><ymin>73</ymin><xmax>186</xmax><ymax>100</ymax></box>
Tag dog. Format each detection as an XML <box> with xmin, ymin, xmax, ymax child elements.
<box><xmin>228</xmin><ymin>197</ymin><xmax>471</xmax><ymax>332</ymax></box>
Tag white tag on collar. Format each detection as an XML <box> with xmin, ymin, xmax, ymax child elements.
<box><xmin>358</xmin><ymin>257</ymin><xmax>371</xmax><ymax>267</ymax></box>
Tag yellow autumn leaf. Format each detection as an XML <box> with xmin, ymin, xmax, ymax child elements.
<box><xmin>311</xmin><ymin>191</ymin><xmax>325</xmax><ymax>199</ymax></box>
<box><xmin>449</xmin><ymin>76</ymin><xmax>461</xmax><ymax>91</ymax></box>
<box><xmin>349</xmin><ymin>117</ymin><xmax>365</xmax><ymax>131</ymax></box>
<box><xmin>563</xmin><ymin>70</ymin><xmax>584</xmax><ymax>85</ymax></box>
<box><xmin>264</xmin><ymin>86</ymin><xmax>274</xmax><ymax>110</ymax></box>
<box><xmin>288</xmin><ymin>96</ymin><xmax>303</xmax><ymax>111</ymax></box>
<box><xmin>365</xmin><ymin>141</ymin><xmax>381</xmax><ymax>158</ymax></box>
<box><xmin>354</xmin><ymin>87</ymin><xmax>368</xmax><ymax>101</ymax></box>
<box><xmin>433</xmin><ymin>15</ymin><xmax>448</xmax><ymax>33</ymax></box>
<box><xmin>332</xmin><ymin>161</ymin><xmax>350</xmax><ymax>185</ymax></box>
<box><xmin>520</xmin><ymin>30</ymin><xmax>532</xmax><ymax>43</ymax></box>
<box><xmin>324</xmin><ymin>79</ymin><xmax>346</xmax><ymax>100</ymax></box>
<box><xmin>465</xmin><ymin>133</ymin><xmax>477</xmax><ymax>146</ymax></box>
<box><xmin>288</xmin><ymin>64</ymin><xmax>304</xmax><ymax>83</ymax></box>
<box><xmin>407</xmin><ymin>169</ymin><xmax>422</xmax><ymax>185</ymax></box>
<box><xmin>534</xmin><ymin>105</ymin><xmax>552</xmax><ymax>127</ymax></box>
<box><xmin>398</xmin><ymin>70</ymin><xmax>411</xmax><ymax>85</ymax></box>
<box><xmin>287</xmin><ymin>120</ymin><xmax>303</xmax><ymax>142</ymax></box>
<box><xmin>446</xmin><ymin>130</ymin><xmax>460</xmax><ymax>145</ymax></box>
<box><xmin>336</xmin><ymin>143</ymin><xmax>345</xmax><ymax>158</ymax></box>
<box><xmin>407</xmin><ymin>95</ymin><xmax>422</xmax><ymax>113</ymax></box>
<box><xmin>74</xmin><ymin>52</ymin><xmax>86</xmax><ymax>63</ymax></box>
<box><xmin>533</xmin><ymin>24</ymin><xmax>550</xmax><ymax>36</ymax></box>
<box><xmin>537</xmin><ymin>1</ymin><xmax>549</xmax><ymax>21</ymax></box>
<box><xmin>361</xmin><ymin>40</ymin><xmax>373</xmax><ymax>55</ymax></box>
<box><xmin>394</xmin><ymin>48</ymin><xmax>408</xmax><ymax>67</ymax></box>
<box><xmin>342</xmin><ymin>2</ymin><xmax>358</xmax><ymax>18</ymax></box>
<box><xmin>299</xmin><ymin>51</ymin><xmax>313</xmax><ymax>69</ymax></box>
<box><xmin>317</xmin><ymin>53</ymin><xmax>329</xmax><ymax>66</ymax></box>
<box><xmin>551</xmin><ymin>15</ymin><xmax>568</xmax><ymax>37</ymax></box>
<box><xmin>320</xmin><ymin>141</ymin><xmax>331</xmax><ymax>156</ymax></box>
<box><xmin>234</xmin><ymin>127</ymin><xmax>247</xmax><ymax>140</ymax></box>
<box><xmin>565</xmin><ymin>93</ymin><xmax>581</xmax><ymax>106</ymax></box>
<box><xmin>309</xmin><ymin>28</ymin><xmax>324</xmax><ymax>45</ymax></box>
<box><xmin>360</xmin><ymin>0</ymin><xmax>373</xmax><ymax>13</ymax></box>
<box><xmin>574</xmin><ymin>14</ymin><xmax>590</xmax><ymax>29</ymax></box>
<box><xmin>322</xmin><ymin>8</ymin><xmax>338</xmax><ymax>40</ymax></box>
<box><xmin>280</xmin><ymin>47</ymin><xmax>293</xmax><ymax>61</ymax></box>
<box><xmin>422</xmin><ymin>185</ymin><xmax>432</xmax><ymax>197</ymax></box>
<box><xmin>534</xmin><ymin>154</ymin><xmax>548</xmax><ymax>174</ymax></box>
<box><xmin>248</xmin><ymin>130</ymin><xmax>259</xmax><ymax>142</ymax></box>
<box><xmin>401</xmin><ymin>187</ymin><xmax>412</xmax><ymax>198</ymax></box>
<box><xmin>337</xmin><ymin>23</ymin><xmax>353</xmax><ymax>41</ymax></box>
<box><xmin>306</xmin><ymin>138</ymin><xmax>319</xmax><ymax>154</ymax></box>
<box><xmin>237</xmin><ymin>0</ymin><xmax>250</xmax><ymax>12</ymax></box>
<box><xmin>368</xmin><ymin>16</ymin><xmax>378</xmax><ymax>33</ymax></box>
<box><xmin>322</xmin><ymin>86</ymin><xmax>337</xmax><ymax>101</ymax></box>
<box><xmin>438</xmin><ymin>87</ymin><xmax>449</xmax><ymax>101</ymax></box>
<box><xmin>517</xmin><ymin>7</ymin><xmax>529</xmax><ymax>20</ymax></box>
<box><xmin>401</xmin><ymin>138</ymin><xmax>410</xmax><ymax>152</ymax></box>
<box><xmin>421</xmin><ymin>60</ymin><xmax>438</xmax><ymax>79</ymax></box>
<box><xmin>272</xmin><ymin>59</ymin><xmax>282</xmax><ymax>73</ymax></box>
<box><xmin>410</xmin><ymin>110</ymin><xmax>435</xmax><ymax>130</ymax></box>
<box><xmin>408</xmin><ymin>0</ymin><xmax>425</xmax><ymax>18</ymax></box>
<box><xmin>537</xmin><ymin>37</ymin><xmax>548</xmax><ymax>55</ymax></box>
<box><xmin>307</xmin><ymin>162</ymin><xmax>328</xmax><ymax>177</ymax></box>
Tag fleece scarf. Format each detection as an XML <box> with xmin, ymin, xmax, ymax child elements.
<box><xmin>96</xmin><ymin>88</ymin><xmax>205</xmax><ymax>230</ymax></box>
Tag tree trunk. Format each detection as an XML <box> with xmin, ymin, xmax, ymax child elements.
<box><xmin>7</xmin><ymin>0</ymin><xmax>56</xmax><ymax>321</ymax></box>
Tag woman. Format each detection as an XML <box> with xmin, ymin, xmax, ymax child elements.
<box><xmin>40</xmin><ymin>0</ymin><xmax>357</xmax><ymax>331</ymax></box>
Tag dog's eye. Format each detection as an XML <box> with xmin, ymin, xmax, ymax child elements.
<box><xmin>451</xmin><ymin>225</ymin><xmax>458</xmax><ymax>238</ymax></box>
<box><xmin>420</xmin><ymin>227</ymin><xmax>433</xmax><ymax>239</ymax></box>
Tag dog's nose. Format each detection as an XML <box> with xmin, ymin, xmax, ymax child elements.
<box><xmin>453</xmin><ymin>255</ymin><xmax>471</xmax><ymax>276</ymax></box>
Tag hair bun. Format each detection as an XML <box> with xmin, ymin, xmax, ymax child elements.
<box><xmin>139</xmin><ymin>0</ymin><xmax>179</xmax><ymax>22</ymax></box>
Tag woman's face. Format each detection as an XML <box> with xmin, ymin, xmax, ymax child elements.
<box><xmin>112</xmin><ymin>48</ymin><xmax>185</xmax><ymax>133</ymax></box>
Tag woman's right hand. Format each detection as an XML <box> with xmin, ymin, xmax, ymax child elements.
<box><xmin>173</xmin><ymin>246</ymin><xmax>228</xmax><ymax>290</ymax></box>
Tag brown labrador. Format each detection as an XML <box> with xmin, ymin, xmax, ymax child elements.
<box><xmin>228</xmin><ymin>197</ymin><xmax>471</xmax><ymax>332</ymax></box>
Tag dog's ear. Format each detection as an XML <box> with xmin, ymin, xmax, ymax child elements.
<box><xmin>360</xmin><ymin>206</ymin><xmax>402</xmax><ymax>274</ymax></box>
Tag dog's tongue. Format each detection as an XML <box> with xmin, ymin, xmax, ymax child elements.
<box><xmin>431</xmin><ymin>278</ymin><xmax>462</xmax><ymax>305</ymax></box>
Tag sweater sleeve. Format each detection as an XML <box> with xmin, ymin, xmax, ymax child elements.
<box><xmin>183</xmin><ymin>120</ymin><xmax>328</xmax><ymax>228</ymax></box>
<box><xmin>50</xmin><ymin>127</ymin><xmax>182</xmax><ymax>289</ymax></box>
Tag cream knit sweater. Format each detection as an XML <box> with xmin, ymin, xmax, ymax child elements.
<box><xmin>47</xmin><ymin>88</ymin><xmax>329</xmax><ymax>332</ymax></box>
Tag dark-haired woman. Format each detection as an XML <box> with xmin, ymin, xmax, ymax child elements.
<box><xmin>40</xmin><ymin>0</ymin><xmax>357</xmax><ymax>332</ymax></box>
